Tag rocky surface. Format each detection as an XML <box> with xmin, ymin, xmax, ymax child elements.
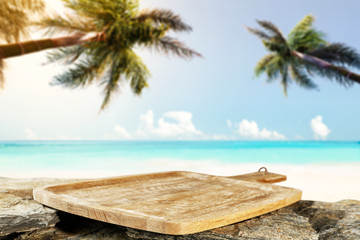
<box><xmin>0</xmin><ymin>178</ymin><xmax>59</xmax><ymax>237</ymax></box>
<box><xmin>1</xmin><ymin>177</ymin><xmax>359</xmax><ymax>240</ymax></box>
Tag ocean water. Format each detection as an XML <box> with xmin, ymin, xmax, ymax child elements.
<box><xmin>0</xmin><ymin>141</ymin><xmax>359</xmax><ymax>177</ymax></box>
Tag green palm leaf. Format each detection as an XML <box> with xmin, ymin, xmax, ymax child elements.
<box><xmin>47</xmin><ymin>46</ymin><xmax>87</xmax><ymax>64</ymax></box>
<box><xmin>150</xmin><ymin>36</ymin><xmax>202</xmax><ymax>58</ymax></box>
<box><xmin>52</xmin><ymin>46</ymin><xmax>112</xmax><ymax>88</ymax></box>
<box><xmin>124</xmin><ymin>50</ymin><xmax>149</xmax><ymax>94</ymax></box>
<box><xmin>256</xmin><ymin>20</ymin><xmax>286</xmax><ymax>44</ymax></box>
<box><xmin>287</xmin><ymin>16</ymin><xmax>326</xmax><ymax>53</ymax></box>
<box><xmin>100</xmin><ymin>49</ymin><xmax>149</xmax><ymax>110</ymax></box>
<box><xmin>245</xmin><ymin>27</ymin><xmax>271</xmax><ymax>40</ymax></box>
<box><xmin>37</xmin><ymin>13</ymin><xmax>96</xmax><ymax>36</ymax></box>
<box><xmin>136</xmin><ymin>9</ymin><xmax>192</xmax><ymax>32</ymax></box>
<box><xmin>280</xmin><ymin>64</ymin><xmax>289</xmax><ymax>96</ymax></box>
<box><xmin>308</xmin><ymin>43</ymin><xmax>360</xmax><ymax>69</ymax></box>
<box><xmin>263</xmin><ymin>55</ymin><xmax>283</xmax><ymax>81</ymax></box>
<box><xmin>100</xmin><ymin>56</ymin><xmax>122</xmax><ymax>111</ymax></box>
<box><xmin>254</xmin><ymin>54</ymin><xmax>277</xmax><ymax>77</ymax></box>
<box><xmin>303</xmin><ymin>61</ymin><xmax>354</xmax><ymax>87</ymax></box>
<box><xmin>289</xmin><ymin>65</ymin><xmax>317</xmax><ymax>89</ymax></box>
<box><xmin>292</xmin><ymin>15</ymin><xmax>314</xmax><ymax>30</ymax></box>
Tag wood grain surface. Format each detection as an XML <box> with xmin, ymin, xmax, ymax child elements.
<box><xmin>230</xmin><ymin>170</ymin><xmax>287</xmax><ymax>183</ymax></box>
<box><xmin>33</xmin><ymin>171</ymin><xmax>301</xmax><ymax>235</ymax></box>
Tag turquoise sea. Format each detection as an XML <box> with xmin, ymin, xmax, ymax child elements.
<box><xmin>0</xmin><ymin>141</ymin><xmax>359</xmax><ymax>176</ymax></box>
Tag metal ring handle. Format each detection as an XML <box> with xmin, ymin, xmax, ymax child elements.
<box><xmin>258</xmin><ymin>167</ymin><xmax>268</xmax><ymax>173</ymax></box>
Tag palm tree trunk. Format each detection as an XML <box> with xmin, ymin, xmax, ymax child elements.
<box><xmin>291</xmin><ymin>51</ymin><xmax>360</xmax><ymax>85</ymax></box>
<box><xmin>0</xmin><ymin>32</ymin><xmax>102</xmax><ymax>59</ymax></box>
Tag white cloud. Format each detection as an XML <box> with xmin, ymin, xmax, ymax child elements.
<box><xmin>114</xmin><ymin>125</ymin><xmax>131</xmax><ymax>139</ymax></box>
<box><xmin>136</xmin><ymin>110</ymin><xmax>203</xmax><ymax>139</ymax></box>
<box><xmin>226</xmin><ymin>120</ymin><xmax>232</xmax><ymax>128</ymax></box>
<box><xmin>110</xmin><ymin>112</ymin><xmax>295</xmax><ymax>141</ymax></box>
<box><xmin>25</xmin><ymin>128</ymin><xmax>38</xmax><ymax>140</ymax></box>
<box><xmin>311</xmin><ymin>116</ymin><xmax>331</xmax><ymax>140</ymax></box>
<box><xmin>138</xmin><ymin>110</ymin><xmax>155</xmax><ymax>133</ymax></box>
<box><xmin>237</xmin><ymin>120</ymin><xmax>286</xmax><ymax>140</ymax></box>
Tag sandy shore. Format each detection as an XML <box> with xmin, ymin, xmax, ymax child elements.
<box><xmin>2</xmin><ymin>162</ymin><xmax>359</xmax><ymax>202</ymax></box>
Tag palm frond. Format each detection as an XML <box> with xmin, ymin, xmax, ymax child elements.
<box><xmin>37</xmin><ymin>13</ymin><xmax>96</xmax><ymax>36</ymax></box>
<box><xmin>289</xmin><ymin>65</ymin><xmax>317</xmax><ymax>89</ymax></box>
<box><xmin>100</xmin><ymin>58</ymin><xmax>121</xmax><ymax>110</ymax></box>
<box><xmin>248</xmin><ymin>20</ymin><xmax>290</xmax><ymax>56</ymax></box>
<box><xmin>61</xmin><ymin>0</ymin><xmax>114</xmax><ymax>19</ymax></box>
<box><xmin>308</xmin><ymin>43</ymin><xmax>360</xmax><ymax>69</ymax></box>
<box><xmin>280</xmin><ymin>64</ymin><xmax>289</xmax><ymax>96</ymax></box>
<box><xmin>8</xmin><ymin>0</ymin><xmax>44</xmax><ymax>10</ymax></box>
<box><xmin>62</xmin><ymin>0</ymin><xmax>138</xmax><ymax>26</ymax></box>
<box><xmin>303</xmin><ymin>61</ymin><xmax>354</xmax><ymax>87</ymax></box>
<box><xmin>264</xmin><ymin>55</ymin><xmax>283</xmax><ymax>81</ymax></box>
<box><xmin>245</xmin><ymin>26</ymin><xmax>271</xmax><ymax>40</ymax></box>
<box><xmin>121</xmin><ymin>50</ymin><xmax>149</xmax><ymax>94</ymax></box>
<box><xmin>149</xmin><ymin>36</ymin><xmax>202</xmax><ymax>58</ymax></box>
<box><xmin>100</xmin><ymin>50</ymin><xmax>150</xmax><ymax>110</ymax></box>
<box><xmin>288</xmin><ymin>15</ymin><xmax>314</xmax><ymax>38</ymax></box>
<box><xmin>47</xmin><ymin>45</ymin><xmax>87</xmax><ymax>64</ymax></box>
<box><xmin>254</xmin><ymin>53</ymin><xmax>276</xmax><ymax>76</ymax></box>
<box><xmin>0</xmin><ymin>0</ymin><xmax>44</xmax><ymax>42</ymax></box>
<box><xmin>52</xmin><ymin>60</ymin><xmax>99</xmax><ymax>88</ymax></box>
<box><xmin>288</xmin><ymin>29</ymin><xmax>326</xmax><ymax>52</ymax></box>
<box><xmin>262</xmin><ymin>40</ymin><xmax>290</xmax><ymax>56</ymax></box>
<box><xmin>52</xmin><ymin>48</ymin><xmax>111</xmax><ymax>88</ymax></box>
<box><xmin>136</xmin><ymin>9</ymin><xmax>192</xmax><ymax>32</ymax></box>
<box><xmin>287</xmin><ymin>15</ymin><xmax>326</xmax><ymax>52</ymax></box>
<box><xmin>256</xmin><ymin>20</ymin><xmax>286</xmax><ymax>43</ymax></box>
<box><xmin>0</xmin><ymin>5</ymin><xmax>27</xmax><ymax>42</ymax></box>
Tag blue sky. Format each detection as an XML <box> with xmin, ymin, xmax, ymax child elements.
<box><xmin>0</xmin><ymin>0</ymin><xmax>360</xmax><ymax>140</ymax></box>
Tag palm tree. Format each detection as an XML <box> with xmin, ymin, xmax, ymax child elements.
<box><xmin>0</xmin><ymin>0</ymin><xmax>45</xmax><ymax>88</ymax></box>
<box><xmin>0</xmin><ymin>0</ymin><xmax>200</xmax><ymax>110</ymax></box>
<box><xmin>247</xmin><ymin>15</ymin><xmax>360</xmax><ymax>95</ymax></box>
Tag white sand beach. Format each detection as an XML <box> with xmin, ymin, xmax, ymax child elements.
<box><xmin>2</xmin><ymin>162</ymin><xmax>360</xmax><ymax>202</ymax></box>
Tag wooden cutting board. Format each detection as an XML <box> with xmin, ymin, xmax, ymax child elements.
<box><xmin>33</xmin><ymin>170</ymin><xmax>301</xmax><ymax>235</ymax></box>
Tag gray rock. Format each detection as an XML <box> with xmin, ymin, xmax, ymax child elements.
<box><xmin>12</xmin><ymin>212</ymin><xmax>130</xmax><ymax>240</ymax></box>
<box><xmin>210</xmin><ymin>206</ymin><xmax>318</xmax><ymax>240</ymax></box>
<box><xmin>1</xmin><ymin>177</ymin><xmax>359</xmax><ymax>240</ymax></box>
<box><xmin>291</xmin><ymin>200</ymin><xmax>360</xmax><ymax>240</ymax></box>
<box><xmin>0</xmin><ymin>178</ymin><xmax>82</xmax><ymax>237</ymax></box>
